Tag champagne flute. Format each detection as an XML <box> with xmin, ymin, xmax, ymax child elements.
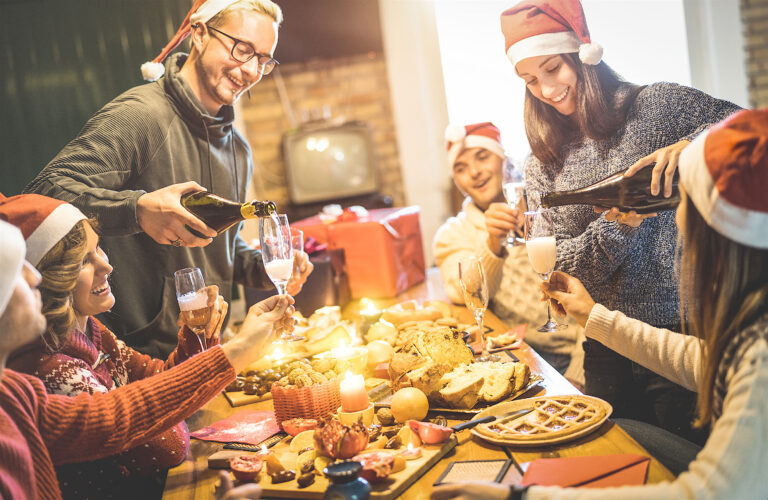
<box><xmin>523</xmin><ymin>209</ymin><xmax>567</xmax><ymax>332</ymax></box>
<box><xmin>174</xmin><ymin>267</ymin><xmax>210</xmax><ymax>351</ymax></box>
<box><xmin>502</xmin><ymin>158</ymin><xmax>526</xmax><ymax>247</ymax></box>
<box><xmin>458</xmin><ymin>255</ymin><xmax>499</xmax><ymax>362</ymax></box>
<box><xmin>259</xmin><ymin>214</ymin><xmax>304</xmax><ymax>342</ymax></box>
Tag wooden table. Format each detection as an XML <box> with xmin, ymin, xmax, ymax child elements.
<box><xmin>163</xmin><ymin>269</ymin><xmax>673</xmax><ymax>499</ymax></box>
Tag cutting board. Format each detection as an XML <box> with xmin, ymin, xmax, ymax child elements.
<box><xmin>223</xmin><ymin>390</ymin><xmax>273</xmax><ymax>407</ymax></box>
<box><xmin>229</xmin><ymin>434</ymin><xmax>458</xmax><ymax>499</ymax></box>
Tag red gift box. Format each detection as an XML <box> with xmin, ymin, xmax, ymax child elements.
<box><xmin>294</xmin><ymin>207</ymin><xmax>426</xmax><ymax>298</ymax></box>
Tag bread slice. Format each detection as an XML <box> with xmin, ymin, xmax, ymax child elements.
<box><xmin>416</xmin><ymin>327</ymin><xmax>473</xmax><ymax>369</ymax></box>
<box><xmin>439</xmin><ymin>370</ymin><xmax>484</xmax><ymax>409</ymax></box>
<box><xmin>511</xmin><ymin>362</ymin><xmax>531</xmax><ymax>393</ymax></box>
<box><xmin>388</xmin><ymin>343</ymin><xmax>428</xmax><ymax>391</ymax></box>
<box><xmin>407</xmin><ymin>361</ymin><xmax>450</xmax><ymax>400</ymax></box>
<box><xmin>477</xmin><ymin>362</ymin><xmax>517</xmax><ymax>403</ymax></box>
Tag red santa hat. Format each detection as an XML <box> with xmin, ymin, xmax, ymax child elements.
<box><xmin>0</xmin><ymin>194</ymin><xmax>87</xmax><ymax>266</ymax></box>
<box><xmin>678</xmin><ymin>109</ymin><xmax>768</xmax><ymax>249</ymax></box>
<box><xmin>445</xmin><ymin>122</ymin><xmax>506</xmax><ymax>169</ymax></box>
<box><xmin>500</xmin><ymin>0</ymin><xmax>603</xmax><ymax>68</ymax></box>
<box><xmin>0</xmin><ymin>220</ymin><xmax>25</xmax><ymax>317</ymax></box>
<box><xmin>140</xmin><ymin>0</ymin><xmax>242</xmax><ymax>81</ymax></box>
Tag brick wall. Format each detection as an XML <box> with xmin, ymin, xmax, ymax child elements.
<box><xmin>742</xmin><ymin>0</ymin><xmax>768</xmax><ymax>107</ymax></box>
<box><xmin>238</xmin><ymin>52</ymin><xmax>405</xmax><ymax>208</ymax></box>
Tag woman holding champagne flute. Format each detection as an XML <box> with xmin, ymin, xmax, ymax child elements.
<box><xmin>499</xmin><ymin>0</ymin><xmax>740</xmax><ymax>440</ymax></box>
<box><xmin>1</xmin><ymin>194</ymin><xmax>231</xmax><ymax>498</ymax></box>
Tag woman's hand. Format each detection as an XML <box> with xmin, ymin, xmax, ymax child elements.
<box><xmin>484</xmin><ymin>202</ymin><xmax>523</xmax><ymax>256</ymax></box>
<box><xmin>540</xmin><ymin>271</ymin><xmax>595</xmax><ymax>327</ymax></box>
<box><xmin>177</xmin><ymin>285</ymin><xmax>228</xmax><ymax>342</ymax></box>
<box><xmin>626</xmin><ymin>139</ymin><xmax>689</xmax><ymax>198</ymax></box>
<box><xmin>286</xmin><ymin>251</ymin><xmax>313</xmax><ymax>295</ymax></box>
<box><xmin>221</xmin><ymin>295</ymin><xmax>294</xmax><ymax>373</ymax></box>
<box><xmin>431</xmin><ymin>482</ymin><xmax>511</xmax><ymax>500</ymax></box>
<box><xmin>593</xmin><ymin>207</ymin><xmax>657</xmax><ymax>228</ymax></box>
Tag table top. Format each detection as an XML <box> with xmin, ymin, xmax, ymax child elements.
<box><xmin>162</xmin><ymin>269</ymin><xmax>674</xmax><ymax>499</ymax></box>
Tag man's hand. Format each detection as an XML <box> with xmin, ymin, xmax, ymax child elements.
<box><xmin>540</xmin><ymin>270</ymin><xmax>595</xmax><ymax>327</ymax></box>
<box><xmin>286</xmin><ymin>251</ymin><xmax>313</xmax><ymax>295</ymax></box>
<box><xmin>484</xmin><ymin>202</ymin><xmax>523</xmax><ymax>256</ymax></box>
<box><xmin>625</xmin><ymin>139</ymin><xmax>689</xmax><ymax>198</ymax></box>
<box><xmin>593</xmin><ymin>206</ymin><xmax>657</xmax><ymax>227</ymax></box>
<box><xmin>215</xmin><ymin>471</ymin><xmax>262</xmax><ymax>499</ymax></box>
<box><xmin>136</xmin><ymin>181</ymin><xmax>217</xmax><ymax>247</ymax></box>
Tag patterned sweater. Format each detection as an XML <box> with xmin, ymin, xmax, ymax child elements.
<box><xmin>434</xmin><ymin>198</ymin><xmax>585</xmax><ymax>384</ymax></box>
<box><xmin>527</xmin><ymin>308</ymin><xmax>768</xmax><ymax>499</ymax></box>
<box><xmin>0</xmin><ymin>346</ymin><xmax>235</xmax><ymax>500</ymax></box>
<box><xmin>8</xmin><ymin>317</ymin><xmax>220</xmax><ymax>499</ymax></box>
<box><xmin>525</xmin><ymin>82</ymin><xmax>740</xmax><ymax>326</ymax></box>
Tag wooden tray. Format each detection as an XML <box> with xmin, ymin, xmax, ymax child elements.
<box><xmin>370</xmin><ymin>374</ymin><xmax>544</xmax><ymax>416</ymax></box>
<box><xmin>238</xmin><ymin>434</ymin><xmax>458</xmax><ymax>499</ymax></box>
<box><xmin>470</xmin><ymin>395</ymin><xmax>612</xmax><ymax>447</ymax></box>
<box><xmin>222</xmin><ymin>390</ymin><xmax>272</xmax><ymax>407</ymax></box>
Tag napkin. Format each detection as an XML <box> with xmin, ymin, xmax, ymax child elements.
<box><xmin>190</xmin><ymin>410</ymin><xmax>280</xmax><ymax>445</ymax></box>
<box><xmin>520</xmin><ymin>454</ymin><xmax>649</xmax><ymax>488</ymax></box>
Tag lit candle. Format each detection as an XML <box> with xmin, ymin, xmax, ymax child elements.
<box><xmin>359</xmin><ymin>298</ymin><xmax>382</xmax><ymax>337</ymax></box>
<box><xmin>339</xmin><ymin>371</ymin><xmax>369</xmax><ymax>412</ymax></box>
<box><xmin>256</xmin><ymin>444</ymin><xmax>271</xmax><ymax>459</ymax></box>
<box><xmin>400</xmin><ymin>442</ymin><xmax>422</xmax><ymax>460</ymax></box>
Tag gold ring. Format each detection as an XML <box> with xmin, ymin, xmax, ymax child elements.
<box><xmin>171</xmin><ymin>238</ymin><xmax>183</xmax><ymax>247</ymax></box>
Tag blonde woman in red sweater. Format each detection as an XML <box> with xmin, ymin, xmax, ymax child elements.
<box><xmin>2</xmin><ymin>194</ymin><xmax>233</xmax><ymax>498</ymax></box>
<box><xmin>0</xmin><ymin>217</ymin><xmax>293</xmax><ymax>500</ymax></box>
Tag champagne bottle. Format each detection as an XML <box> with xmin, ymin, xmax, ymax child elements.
<box><xmin>540</xmin><ymin>166</ymin><xmax>680</xmax><ymax>214</ymax></box>
<box><xmin>181</xmin><ymin>191</ymin><xmax>277</xmax><ymax>238</ymax></box>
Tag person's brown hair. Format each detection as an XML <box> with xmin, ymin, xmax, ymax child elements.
<box><xmin>677</xmin><ymin>192</ymin><xmax>768</xmax><ymax>426</ymax></box>
<box><xmin>524</xmin><ymin>54</ymin><xmax>644</xmax><ymax>166</ymax></box>
<box><xmin>36</xmin><ymin>220</ymin><xmax>90</xmax><ymax>349</ymax></box>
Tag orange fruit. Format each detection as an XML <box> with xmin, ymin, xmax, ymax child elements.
<box><xmin>390</xmin><ymin>387</ymin><xmax>429</xmax><ymax>423</ymax></box>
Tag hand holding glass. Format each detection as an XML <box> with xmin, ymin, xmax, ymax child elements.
<box><xmin>458</xmin><ymin>256</ymin><xmax>499</xmax><ymax>362</ymax></box>
<box><xmin>523</xmin><ymin>210</ymin><xmax>567</xmax><ymax>332</ymax></box>
<box><xmin>174</xmin><ymin>267</ymin><xmax>210</xmax><ymax>351</ymax></box>
<box><xmin>502</xmin><ymin>158</ymin><xmax>526</xmax><ymax>246</ymax></box>
<box><xmin>259</xmin><ymin>214</ymin><xmax>303</xmax><ymax>342</ymax></box>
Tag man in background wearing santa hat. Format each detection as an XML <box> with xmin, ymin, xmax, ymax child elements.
<box><xmin>25</xmin><ymin>0</ymin><xmax>312</xmax><ymax>358</ymax></box>
<box><xmin>434</xmin><ymin>122</ymin><xmax>584</xmax><ymax>386</ymax></box>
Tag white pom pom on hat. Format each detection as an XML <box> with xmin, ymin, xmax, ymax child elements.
<box><xmin>444</xmin><ymin>124</ymin><xmax>467</xmax><ymax>143</ymax></box>
<box><xmin>501</xmin><ymin>0</ymin><xmax>603</xmax><ymax>67</ymax></box>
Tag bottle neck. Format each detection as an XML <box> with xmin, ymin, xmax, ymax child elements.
<box><xmin>240</xmin><ymin>200</ymin><xmax>277</xmax><ymax>219</ymax></box>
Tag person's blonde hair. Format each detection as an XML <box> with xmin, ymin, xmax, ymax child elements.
<box><xmin>678</xmin><ymin>192</ymin><xmax>768</xmax><ymax>426</ymax></box>
<box><xmin>209</xmin><ymin>0</ymin><xmax>284</xmax><ymax>28</ymax></box>
<box><xmin>36</xmin><ymin>220</ymin><xmax>90</xmax><ymax>349</ymax></box>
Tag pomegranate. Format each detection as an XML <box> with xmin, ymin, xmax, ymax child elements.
<box><xmin>314</xmin><ymin>417</ymin><xmax>369</xmax><ymax>459</ymax></box>
<box><xmin>229</xmin><ymin>455</ymin><xmax>263</xmax><ymax>481</ymax></box>
<box><xmin>282</xmin><ymin>418</ymin><xmax>319</xmax><ymax>437</ymax></box>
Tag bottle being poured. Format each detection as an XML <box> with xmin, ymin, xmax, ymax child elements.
<box><xmin>540</xmin><ymin>166</ymin><xmax>680</xmax><ymax>214</ymax></box>
<box><xmin>181</xmin><ymin>191</ymin><xmax>278</xmax><ymax>239</ymax></box>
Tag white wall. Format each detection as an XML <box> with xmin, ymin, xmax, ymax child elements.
<box><xmin>379</xmin><ymin>0</ymin><xmax>451</xmax><ymax>266</ymax></box>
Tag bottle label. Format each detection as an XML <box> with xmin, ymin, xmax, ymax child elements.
<box><xmin>241</xmin><ymin>203</ymin><xmax>257</xmax><ymax>219</ymax></box>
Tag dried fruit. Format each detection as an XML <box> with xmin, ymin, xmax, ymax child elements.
<box><xmin>270</xmin><ymin>470</ymin><xmax>295</xmax><ymax>484</ymax></box>
<box><xmin>384</xmin><ymin>435</ymin><xmax>402</xmax><ymax>449</ymax></box>
<box><xmin>297</xmin><ymin>472</ymin><xmax>315</xmax><ymax>488</ymax></box>
<box><xmin>368</xmin><ymin>424</ymin><xmax>382</xmax><ymax>441</ymax></box>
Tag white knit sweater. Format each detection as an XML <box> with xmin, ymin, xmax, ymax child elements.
<box><xmin>528</xmin><ymin>306</ymin><xmax>768</xmax><ymax>499</ymax></box>
<box><xmin>433</xmin><ymin>198</ymin><xmax>584</xmax><ymax>383</ymax></box>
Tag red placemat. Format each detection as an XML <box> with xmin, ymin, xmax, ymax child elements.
<box><xmin>190</xmin><ymin>410</ymin><xmax>280</xmax><ymax>445</ymax></box>
<box><xmin>519</xmin><ymin>454</ymin><xmax>649</xmax><ymax>488</ymax></box>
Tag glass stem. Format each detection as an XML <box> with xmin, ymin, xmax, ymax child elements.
<box><xmin>476</xmin><ymin>315</ymin><xmax>487</xmax><ymax>356</ymax></box>
<box><xmin>195</xmin><ymin>332</ymin><xmax>206</xmax><ymax>352</ymax></box>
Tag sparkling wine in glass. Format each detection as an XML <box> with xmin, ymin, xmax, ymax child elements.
<box><xmin>502</xmin><ymin>158</ymin><xmax>526</xmax><ymax>247</ymax></box>
<box><xmin>523</xmin><ymin>209</ymin><xmax>567</xmax><ymax>332</ymax></box>
<box><xmin>458</xmin><ymin>255</ymin><xmax>499</xmax><ymax>362</ymax></box>
<box><xmin>174</xmin><ymin>267</ymin><xmax>210</xmax><ymax>351</ymax></box>
<box><xmin>259</xmin><ymin>214</ymin><xmax>303</xmax><ymax>342</ymax></box>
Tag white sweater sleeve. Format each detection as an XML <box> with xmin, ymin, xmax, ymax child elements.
<box><xmin>583</xmin><ymin>304</ymin><xmax>701</xmax><ymax>391</ymax></box>
<box><xmin>527</xmin><ymin>336</ymin><xmax>768</xmax><ymax>500</ymax></box>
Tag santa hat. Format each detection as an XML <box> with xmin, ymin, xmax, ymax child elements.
<box><xmin>140</xmin><ymin>0</ymin><xmax>241</xmax><ymax>81</ymax></box>
<box><xmin>445</xmin><ymin>122</ymin><xmax>506</xmax><ymax>169</ymax></box>
<box><xmin>679</xmin><ymin>109</ymin><xmax>768</xmax><ymax>249</ymax></box>
<box><xmin>0</xmin><ymin>194</ymin><xmax>87</xmax><ymax>266</ymax></box>
<box><xmin>500</xmin><ymin>0</ymin><xmax>603</xmax><ymax>67</ymax></box>
<box><xmin>0</xmin><ymin>220</ymin><xmax>25</xmax><ymax>318</ymax></box>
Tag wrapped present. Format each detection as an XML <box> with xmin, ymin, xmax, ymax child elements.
<box><xmin>294</xmin><ymin>207</ymin><xmax>426</xmax><ymax>298</ymax></box>
<box><xmin>245</xmin><ymin>247</ymin><xmax>350</xmax><ymax>316</ymax></box>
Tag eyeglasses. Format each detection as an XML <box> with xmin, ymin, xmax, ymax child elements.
<box><xmin>204</xmin><ymin>24</ymin><xmax>279</xmax><ymax>75</ymax></box>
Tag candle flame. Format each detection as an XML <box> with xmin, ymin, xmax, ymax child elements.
<box><xmin>361</xmin><ymin>298</ymin><xmax>378</xmax><ymax>314</ymax></box>
<box><xmin>261</xmin><ymin>444</ymin><xmax>267</xmax><ymax>453</ymax></box>
<box><xmin>407</xmin><ymin>442</ymin><xmax>414</xmax><ymax>451</ymax></box>
<box><xmin>270</xmin><ymin>347</ymin><xmax>285</xmax><ymax>362</ymax></box>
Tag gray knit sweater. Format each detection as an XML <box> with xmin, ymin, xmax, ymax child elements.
<box><xmin>525</xmin><ymin>82</ymin><xmax>740</xmax><ymax>327</ymax></box>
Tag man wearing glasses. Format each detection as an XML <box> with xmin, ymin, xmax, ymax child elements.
<box><xmin>25</xmin><ymin>0</ymin><xmax>313</xmax><ymax>358</ymax></box>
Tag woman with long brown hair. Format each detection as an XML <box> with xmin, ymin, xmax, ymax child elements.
<box><xmin>496</xmin><ymin>0</ymin><xmax>741</xmax><ymax>440</ymax></box>
<box><xmin>2</xmin><ymin>194</ymin><xmax>229</xmax><ymax>499</ymax></box>
<box><xmin>431</xmin><ymin>108</ymin><xmax>768</xmax><ymax>500</ymax></box>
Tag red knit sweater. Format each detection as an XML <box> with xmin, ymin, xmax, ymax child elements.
<box><xmin>0</xmin><ymin>345</ymin><xmax>234</xmax><ymax>500</ymax></box>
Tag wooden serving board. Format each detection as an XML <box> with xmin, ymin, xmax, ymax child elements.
<box><xmin>222</xmin><ymin>390</ymin><xmax>273</xmax><ymax>407</ymax></box>
<box><xmin>242</xmin><ymin>434</ymin><xmax>458</xmax><ymax>499</ymax></box>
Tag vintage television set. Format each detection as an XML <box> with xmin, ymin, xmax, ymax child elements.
<box><xmin>282</xmin><ymin>121</ymin><xmax>388</xmax><ymax>219</ymax></box>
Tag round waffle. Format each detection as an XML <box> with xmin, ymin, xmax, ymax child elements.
<box><xmin>471</xmin><ymin>395</ymin><xmax>612</xmax><ymax>447</ymax></box>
